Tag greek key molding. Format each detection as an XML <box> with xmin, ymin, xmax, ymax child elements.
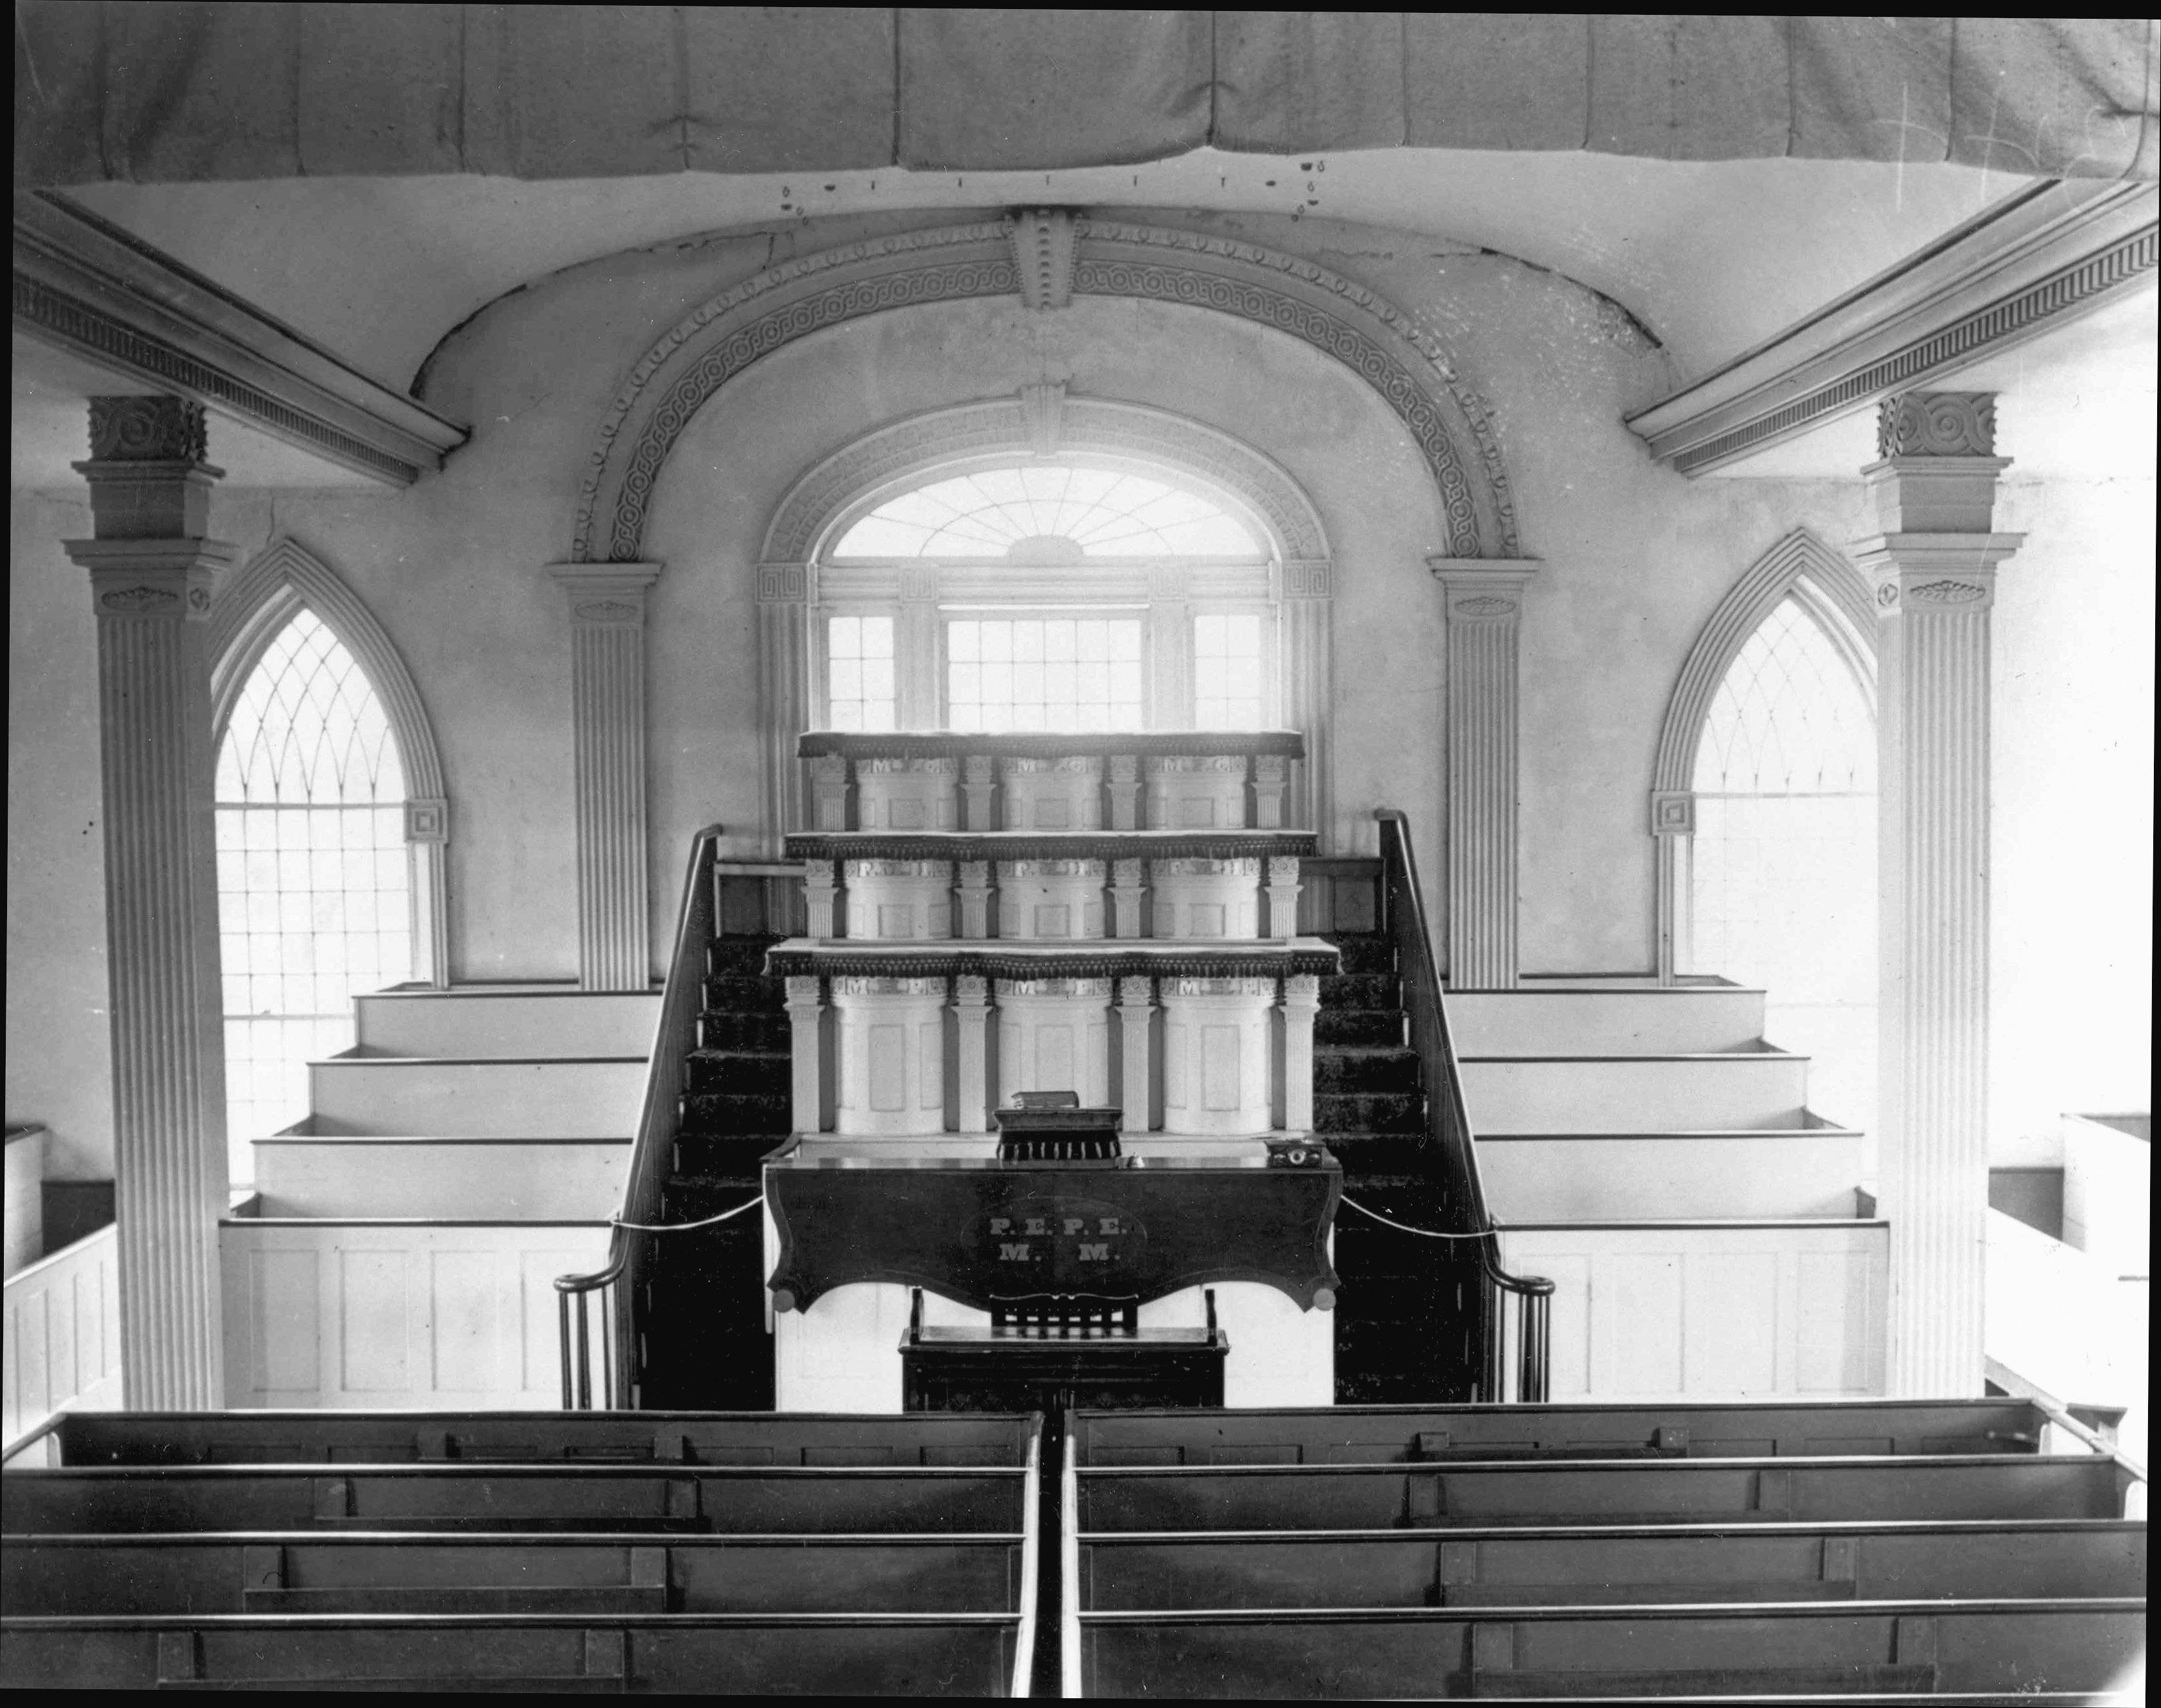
<box><xmin>1877</xmin><ymin>392</ymin><xmax>1997</xmax><ymax>458</ymax></box>
<box><xmin>763</xmin><ymin>394</ymin><xmax>1331</xmax><ymax>565</ymax></box>
<box><xmin>573</xmin><ymin>217</ymin><xmax>1511</xmax><ymax>563</ymax></box>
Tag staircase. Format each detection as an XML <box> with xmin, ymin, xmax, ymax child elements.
<box><xmin>635</xmin><ymin>933</ymin><xmax>788</xmax><ymax>1409</ymax></box>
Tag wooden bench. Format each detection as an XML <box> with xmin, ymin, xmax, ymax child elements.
<box><xmin>31</xmin><ymin>1409</ymin><xmax>1040</xmax><ymax>1468</ymax></box>
<box><xmin>1071</xmin><ymin>1598</ymin><xmax>2145</xmax><ymax>1698</ymax></box>
<box><xmin>3</xmin><ymin>1531</ymin><xmax>1030</xmax><ymax>1616</ymax></box>
<box><xmin>2</xmin><ymin>1465</ymin><xmax>1030</xmax><ymax>1535</ymax></box>
<box><xmin>1068</xmin><ymin>1398</ymin><xmax>2054</xmax><ymax>1466</ymax></box>
<box><xmin>1074</xmin><ymin>1519</ymin><xmax>2148</xmax><ymax>1609</ymax></box>
<box><xmin>1074</xmin><ymin>1455</ymin><xmax>2134</xmax><ymax>1532</ymax></box>
<box><xmin>1</xmin><ymin>1610</ymin><xmax>1031</xmax><ymax>1693</ymax></box>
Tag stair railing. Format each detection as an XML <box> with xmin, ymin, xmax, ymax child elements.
<box><xmin>556</xmin><ymin>824</ymin><xmax>726</xmax><ymax>1409</ymax></box>
<box><xmin>1373</xmin><ymin>809</ymin><xmax>1555</xmax><ymax>1402</ymax></box>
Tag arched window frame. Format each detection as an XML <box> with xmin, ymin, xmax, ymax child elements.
<box><xmin>757</xmin><ymin>394</ymin><xmax>1338</xmax><ymax>850</ymax></box>
<box><xmin>1650</xmin><ymin>529</ymin><xmax>1875</xmax><ymax>984</ymax></box>
<box><xmin>208</xmin><ymin>537</ymin><xmax>452</xmax><ymax>988</ymax></box>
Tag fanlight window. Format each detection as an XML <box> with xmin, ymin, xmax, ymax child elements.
<box><xmin>832</xmin><ymin>467</ymin><xmax>1262</xmax><ymax>559</ymax></box>
<box><xmin>215</xmin><ymin>609</ymin><xmax>411</xmax><ymax>1177</ymax></box>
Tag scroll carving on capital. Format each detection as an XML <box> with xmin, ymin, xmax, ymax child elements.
<box><xmin>1877</xmin><ymin>392</ymin><xmax>1996</xmax><ymax>458</ymax></box>
<box><xmin>98</xmin><ymin>584</ymin><xmax>181</xmax><ymax>613</ymax></box>
<box><xmin>572</xmin><ymin>600</ymin><xmax>641</xmax><ymax>622</ymax></box>
<box><xmin>1906</xmin><ymin>579</ymin><xmax>1988</xmax><ymax>605</ymax></box>
<box><xmin>88</xmin><ymin>396</ymin><xmax>208</xmax><ymax>463</ymax></box>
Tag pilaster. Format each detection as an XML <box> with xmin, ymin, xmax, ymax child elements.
<box><xmin>1117</xmin><ymin>977</ymin><xmax>1154</xmax><ymax>1135</ymax></box>
<box><xmin>784</xmin><ymin>977</ymin><xmax>825</xmax><ymax>1135</ymax></box>
<box><xmin>954</xmin><ymin>976</ymin><xmax>991</xmax><ymax>1134</ymax></box>
<box><xmin>1282</xmin><ymin>559</ymin><xmax>1334</xmax><ymax>845</ymax></box>
<box><xmin>64</xmin><ymin>395</ymin><xmax>236</xmax><ymax>1409</ymax></box>
<box><xmin>550</xmin><ymin>563</ymin><xmax>662</xmax><ymax>992</ymax></box>
<box><xmin>1852</xmin><ymin>392</ymin><xmax>2021</xmax><ymax>1398</ymax></box>
<box><xmin>1282</xmin><ymin>974</ymin><xmax>1321</xmax><ymax>1134</ymax></box>
<box><xmin>1428</xmin><ymin>558</ymin><xmax>1540</xmax><ymax>989</ymax></box>
<box><xmin>757</xmin><ymin>561</ymin><xmax>811</xmax><ymax>849</ymax></box>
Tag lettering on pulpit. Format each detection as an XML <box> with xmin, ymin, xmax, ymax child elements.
<box><xmin>971</xmin><ymin>1197</ymin><xmax>1149</xmax><ymax>1284</ymax></box>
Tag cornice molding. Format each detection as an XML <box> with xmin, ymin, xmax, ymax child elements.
<box><xmin>12</xmin><ymin>192</ymin><xmax>468</xmax><ymax>487</ymax></box>
<box><xmin>1628</xmin><ymin>180</ymin><xmax>2159</xmax><ymax>476</ymax></box>
<box><xmin>572</xmin><ymin>214</ymin><xmax>1513</xmax><ymax>563</ymax></box>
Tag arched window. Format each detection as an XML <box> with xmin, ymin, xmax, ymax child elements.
<box><xmin>215</xmin><ymin>609</ymin><xmax>412</xmax><ymax>1175</ymax></box>
<box><xmin>1687</xmin><ymin>589</ymin><xmax>1877</xmax><ymax>1127</ymax></box>
<box><xmin>818</xmin><ymin>459</ymin><xmax>1275</xmax><ymax>733</ymax></box>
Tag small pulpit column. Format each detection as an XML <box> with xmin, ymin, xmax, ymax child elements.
<box><xmin>1109</xmin><ymin>859</ymin><xmax>1147</xmax><ymax>939</ymax></box>
<box><xmin>809</xmin><ymin>755</ymin><xmax>849</xmax><ymax>831</ymax></box>
<box><xmin>785</xmin><ymin>977</ymin><xmax>824</xmax><ymax>1134</ymax></box>
<box><xmin>957</xmin><ymin>861</ymin><xmax>992</xmax><ymax>938</ymax></box>
<box><xmin>1267</xmin><ymin>857</ymin><xmax>1303</xmax><ymax>938</ymax></box>
<box><xmin>1117</xmin><ymin>977</ymin><xmax>1154</xmax><ymax>1134</ymax></box>
<box><xmin>802</xmin><ymin>860</ymin><xmax>840</xmax><ymax>937</ymax></box>
<box><xmin>961</xmin><ymin>755</ymin><xmax>997</xmax><ymax>829</ymax></box>
<box><xmin>953</xmin><ymin>976</ymin><xmax>992</xmax><ymax>1133</ymax></box>
<box><xmin>1252</xmin><ymin>753</ymin><xmax>1289</xmax><ymax>829</ymax></box>
<box><xmin>66</xmin><ymin>396</ymin><xmax>236</xmax><ymax>1409</ymax></box>
<box><xmin>1107</xmin><ymin>754</ymin><xmax>1142</xmax><ymax>829</ymax></box>
<box><xmin>1282</xmin><ymin>974</ymin><xmax>1321</xmax><ymax>1133</ymax></box>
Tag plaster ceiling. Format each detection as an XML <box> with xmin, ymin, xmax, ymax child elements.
<box><xmin>63</xmin><ymin>149</ymin><xmax>2038</xmax><ymax>398</ymax></box>
<box><xmin>11</xmin><ymin>334</ymin><xmax>386</xmax><ymax>490</ymax></box>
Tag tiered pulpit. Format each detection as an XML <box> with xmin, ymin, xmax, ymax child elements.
<box><xmin>763</xmin><ymin>731</ymin><xmax>1344</xmax><ymax>1412</ymax></box>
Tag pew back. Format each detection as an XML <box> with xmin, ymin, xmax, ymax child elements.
<box><xmin>1068</xmin><ymin>1399</ymin><xmax>2052</xmax><ymax>1466</ymax></box>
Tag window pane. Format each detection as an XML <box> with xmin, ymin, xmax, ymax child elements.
<box><xmin>831</xmin><ymin>464</ymin><xmax>1264</xmax><ymax>558</ymax></box>
<box><xmin>945</xmin><ymin>616</ymin><xmax>1144</xmax><ymax>731</ymax></box>
<box><xmin>1191</xmin><ymin>611</ymin><xmax>1267</xmax><ymax>728</ymax></box>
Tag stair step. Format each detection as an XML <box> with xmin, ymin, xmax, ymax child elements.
<box><xmin>679</xmin><ymin>1091</ymin><xmax>791</xmax><ymax>1135</ymax></box>
<box><xmin>1316</xmin><ymin>1133</ymin><xmax>1441</xmax><ymax>1171</ymax></box>
<box><xmin>306</xmin><ymin>1056</ymin><xmax>646</xmax><ymax>1138</ymax></box>
<box><xmin>704</xmin><ymin>975</ymin><xmax>785</xmax><ymax>1013</ymax></box>
<box><xmin>1321</xmin><ymin>973</ymin><xmax>1399</xmax><ymax>1010</ymax></box>
<box><xmin>668</xmin><ymin>1136</ymin><xmax>779</xmax><ymax>1181</ymax></box>
<box><xmin>1447</xmin><ymin>983</ymin><xmax>1769</xmax><ymax>1057</ymax></box>
<box><xmin>684</xmin><ymin>1051</ymin><xmax>790</xmax><ymax>1095</ymax></box>
<box><xmin>706</xmin><ymin>936</ymin><xmax>780</xmax><ymax>977</ymax></box>
<box><xmin>1459</xmin><ymin>1051</ymin><xmax>1810</xmax><ymax>1134</ymax></box>
<box><xmin>1315</xmin><ymin>1092</ymin><xmax>1424</xmax><ymax>1134</ymax></box>
<box><xmin>1477</xmin><ymin>1128</ymin><xmax>1868</xmax><ymax>1220</ymax></box>
<box><xmin>1313</xmin><ymin>1048</ymin><xmax>1421</xmax><ymax>1094</ymax></box>
<box><xmin>700</xmin><ymin>1010</ymin><xmax>790</xmax><ymax>1054</ymax></box>
<box><xmin>354</xmin><ymin>989</ymin><xmax>659</xmax><ymax>1058</ymax></box>
<box><xmin>1318</xmin><ymin>934</ymin><xmax>1395</xmax><ymax>974</ymax></box>
<box><xmin>1315</xmin><ymin>1009</ymin><xmax>1404</xmax><ymax>1047</ymax></box>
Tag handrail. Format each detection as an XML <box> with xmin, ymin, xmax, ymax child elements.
<box><xmin>1372</xmin><ymin>809</ymin><xmax>1554</xmax><ymax>1402</ymax></box>
<box><xmin>556</xmin><ymin>824</ymin><xmax>726</xmax><ymax>1409</ymax></box>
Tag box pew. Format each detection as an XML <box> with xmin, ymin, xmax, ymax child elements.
<box><xmin>1071</xmin><ymin>1600</ymin><xmax>2145</xmax><ymax>1699</ymax></box>
<box><xmin>1068</xmin><ymin>1399</ymin><xmax>2051</xmax><ymax>1466</ymax></box>
<box><xmin>1075</xmin><ymin>1455</ymin><xmax>2133</xmax><ymax>1533</ymax></box>
<box><xmin>2</xmin><ymin>1465</ymin><xmax>1029</xmax><ymax>1535</ymax></box>
<box><xmin>3</xmin><ymin>1532</ymin><xmax>1029</xmax><ymax>1616</ymax></box>
<box><xmin>1075</xmin><ymin>1519</ymin><xmax>2148</xmax><ymax>1609</ymax></box>
<box><xmin>0</xmin><ymin>1611</ymin><xmax>1029</xmax><ymax>1693</ymax></box>
<box><xmin>40</xmin><ymin>1409</ymin><xmax>1038</xmax><ymax>1467</ymax></box>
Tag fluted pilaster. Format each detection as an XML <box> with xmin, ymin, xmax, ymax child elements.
<box><xmin>1430</xmin><ymin>559</ymin><xmax>1539</xmax><ymax>989</ymax></box>
<box><xmin>551</xmin><ymin>564</ymin><xmax>661</xmax><ymax>991</ymax></box>
<box><xmin>66</xmin><ymin>395</ymin><xmax>236</xmax><ymax>1409</ymax></box>
<box><xmin>1855</xmin><ymin>392</ymin><xmax>2021</xmax><ymax>1398</ymax></box>
<box><xmin>757</xmin><ymin>563</ymin><xmax>811</xmax><ymax>849</ymax></box>
<box><xmin>1282</xmin><ymin>563</ymin><xmax>1334</xmax><ymax>845</ymax></box>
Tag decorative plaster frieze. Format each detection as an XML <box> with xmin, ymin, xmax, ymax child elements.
<box><xmin>88</xmin><ymin>393</ymin><xmax>208</xmax><ymax>461</ymax></box>
<box><xmin>1012</xmin><ymin>212</ymin><xmax>1078</xmax><ymax>311</ymax></box>
<box><xmin>1877</xmin><ymin>392</ymin><xmax>1996</xmax><ymax>458</ymax></box>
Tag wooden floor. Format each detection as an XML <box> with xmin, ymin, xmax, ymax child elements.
<box><xmin>0</xmin><ymin>1397</ymin><xmax>2145</xmax><ymax>1696</ymax></box>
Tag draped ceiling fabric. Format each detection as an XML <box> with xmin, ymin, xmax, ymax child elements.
<box><xmin>14</xmin><ymin>9</ymin><xmax>2158</xmax><ymax>188</ymax></box>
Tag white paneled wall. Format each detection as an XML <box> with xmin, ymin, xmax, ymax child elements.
<box><xmin>1496</xmin><ymin>1223</ymin><xmax>1887</xmax><ymax>1402</ymax></box>
<box><xmin>221</xmin><ymin>1222</ymin><xmax>611</xmax><ymax>1409</ymax></box>
<box><xmin>2</xmin><ymin>1223</ymin><xmax>122</xmax><ymax>1452</ymax></box>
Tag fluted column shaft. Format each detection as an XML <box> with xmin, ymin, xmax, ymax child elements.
<box><xmin>551</xmin><ymin>565</ymin><xmax>662</xmax><ymax>991</ymax></box>
<box><xmin>1430</xmin><ymin>560</ymin><xmax>1539</xmax><ymax>989</ymax></box>
<box><xmin>66</xmin><ymin>396</ymin><xmax>236</xmax><ymax>1409</ymax></box>
<box><xmin>1855</xmin><ymin>393</ymin><xmax>2021</xmax><ymax>1398</ymax></box>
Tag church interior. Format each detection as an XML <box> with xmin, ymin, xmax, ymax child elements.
<box><xmin>5</xmin><ymin>10</ymin><xmax>2153</xmax><ymax>1695</ymax></box>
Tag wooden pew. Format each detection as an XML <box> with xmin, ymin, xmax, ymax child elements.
<box><xmin>1075</xmin><ymin>1454</ymin><xmax>2134</xmax><ymax>1532</ymax></box>
<box><xmin>1069</xmin><ymin>1398</ymin><xmax>2053</xmax><ymax>1466</ymax></box>
<box><xmin>3</xmin><ymin>1532</ymin><xmax>1029</xmax><ymax>1616</ymax></box>
<box><xmin>36</xmin><ymin>1409</ymin><xmax>1038</xmax><ymax>1468</ymax></box>
<box><xmin>1</xmin><ymin>1611</ymin><xmax>1030</xmax><ymax>1693</ymax></box>
<box><xmin>1075</xmin><ymin>1519</ymin><xmax>2148</xmax><ymax>1609</ymax></box>
<box><xmin>2</xmin><ymin>1465</ymin><xmax>1029</xmax><ymax>1535</ymax></box>
<box><xmin>1071</xmin><ymin>1599</ymin><xmax>2145</xmax><ymax>1698</ymax></box>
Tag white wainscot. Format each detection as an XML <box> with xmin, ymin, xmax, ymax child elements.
<box><xmin>2</xmin><ymin>1223</ymin><xmax>122</xmax><ymax>1454</ymax></box>
<box><xmin>1495</xmin><ymin>1222</ymin><xmax>1888</xmax><ymax>1402</ymax></box>
<box><xmin>220</xmin><ymin>1220</ymin><xmax>611</xmax><ymax>1409</ymax></box>
<box><xmin>774</xmin><ymin>1281</ymin><xmax>1331</xmax><ymax>1413</ymax></box>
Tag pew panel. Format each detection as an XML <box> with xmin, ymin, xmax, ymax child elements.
<box><xmin>1068</xmin><ymin>1399</ymin><xmax>2051</xmax><ymax>1466</ymax></box>
<box><xmin>1075</xmin><ymin>1521</ymin><xmax>2149</xmax><ymax>1609</ymax></box>
<box><xmin>1073</xmin><ymin>1602</ymin><xmax>2145</xmax><ymax>1699</ymax></box>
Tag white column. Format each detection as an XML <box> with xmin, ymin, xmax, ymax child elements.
<box><xmin>1252</xmin><ymin>753</ymin><xmax>1289</xmax><ymax>829</ymax></box>
<box><xmin>1117</xmin><ymin>977</ymin><xmax>1154</xmax><ymax>1134</ymax></box>
<box><xmin>954</xmin><ymin>976</ymin><xmax>991</xmax><ymax>1134</ymax></box>
<box><xmin>64</xmin><ymin>395</ymin><xmax>236</xmax><ymax>1409</ymax></box>
<box><xmin>809</xmin><ymin>755</ymin><xmax>849</xmax><ymax>831</ymax></box>
<box><xmin>1651</xmin><ymin>790</ymin><xmax>1695</xmax><ymax>984</ymax></box>
<box><xmin>550</xmin><ymin>563</ymin><xmax>662</xmax><ymax>992</ymax></box>
<box><xmin>757</xmin><ymin>562</ymin><xmax>811</xmax><ymax>848</ymax></box>
<box><xmin>1281</xmin><ymin>974</ymin><xmax>1321</xmax><ymax>1134</ymax></box>
<box><xmin>1853</xmin><ymin>392</ymin><xmax>2021</xmax><ymax>1398</ymax></box>
<box><xmin>1266</xmin><ymin>856</ymin><xmax>1303</xmax><ymax>938</ymax></box>
<box><xmin>957</xmin><ymin>861</ymin><xmax>993</xmax><ymax>939</ymax></box>
<box><xmin>1428</xmin><ymin>558</ymin><xmax>1539</xmax><ymax>989</ymax></box>
<box><xmin>1109</xmin><ymin>859</ymin><xmax>1147</xmax><ymax>939</ymax></box>
<box><xmin>1107</xmin><ymin>754</ymin><xmax>1142</xmax><ymax>829</ymax></box>
<box><xmin>801</xmin><ymin>860</ymin><xmax>840</xmax><ymax>938</ymax></box>
<box><xmin>784</xmin><ymin>976</ymin><xmax>824</xmax><ymax>1134</ymax></box>
<box><xmin>961</xmin><ymin>755</ymin><xmax>997</xmax><ymax>830</ymax></box>
<box><xmin>404</xmin><ymin>798</ymin><xmax>452</xmax><ymax>988</ymax></box>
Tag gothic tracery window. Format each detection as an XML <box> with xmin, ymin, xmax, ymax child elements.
<box><xmin>215</xmin><ymin>608</ymin><xmax>412</xmax><ymax>1175</ymax></box>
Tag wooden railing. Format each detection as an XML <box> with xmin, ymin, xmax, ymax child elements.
<box><xmin>556</xmin><ymin>825</ymin><xmax>725</xmax><ymax>1409</ymax></box>
<box><xmin>1373</xmin><ymin>809</ymin><xmax>1553</xmax><ymax>1402</ymax></box>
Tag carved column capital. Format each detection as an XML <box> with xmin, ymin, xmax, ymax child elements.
<box><xmin>550</xmin><ymin>562</ymin><xmax>662</xmax><ymax>624</ymax></box>
<box><xmin>1428</xmin><ymin>557</ymin><xmax>1540</xmax><ymax>619</ymax></box>
<box><xmin>1876</xmin><ymin>391</ymin><xmax>1997</xmax><ymax>458</ymax></box>
<box><xmin>71</xmin><ymin>396</ymin><xmax>225</xmax><ymax>541</ymax></box>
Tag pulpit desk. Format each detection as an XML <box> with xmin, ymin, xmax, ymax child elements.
<box><xmin>762</xmin><ymin>1139</ymin><xmax>1341</xmax><ymax>1416</ymax></box>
